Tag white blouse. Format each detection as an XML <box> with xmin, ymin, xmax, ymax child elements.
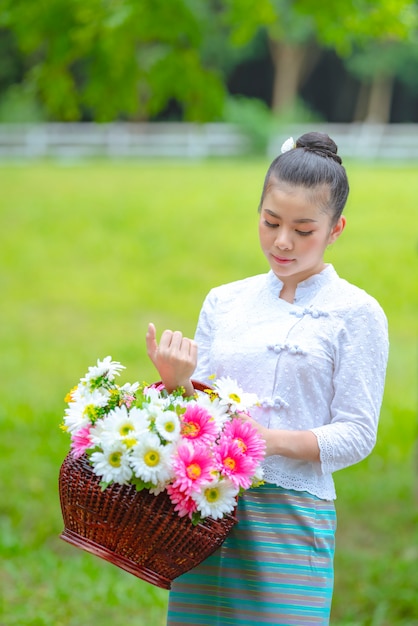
<box><xmin>193</xmin><ymin>265</ymin><xmax>389</xmax><ymax>500</ymax></box>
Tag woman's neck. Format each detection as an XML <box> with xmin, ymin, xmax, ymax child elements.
<box><xmin>279</xmin><ymin>284</ymin><xmax>296</xmax><ymax>303</ymax></box>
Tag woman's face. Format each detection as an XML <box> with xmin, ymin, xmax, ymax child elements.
<box><xmin>258</xmin><ymin>182</ymin><xmax>345</xmax><ymax>287</ymax></box>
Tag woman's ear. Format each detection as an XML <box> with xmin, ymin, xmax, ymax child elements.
<box><xmin>328</xmin><ymin>216</ymin><xmax>346</xmax><ymax>245</ymax></box>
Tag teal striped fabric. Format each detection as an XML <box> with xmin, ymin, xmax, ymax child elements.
<box><xmin>167</xmin><ymin>484</ymin><xmax>336</xmax><ymax>625</ymax></box>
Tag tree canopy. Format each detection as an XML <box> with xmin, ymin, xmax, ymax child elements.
<box><xmin>0</xmin><ymin>0</ymin><xmax>417</xmax><ymax>122</ymax></box>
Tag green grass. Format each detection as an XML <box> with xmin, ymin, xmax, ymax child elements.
<box><xmin>0</xmin><ymin>158</ymin><xmax>417</xmax><ymax>625</ymax></box>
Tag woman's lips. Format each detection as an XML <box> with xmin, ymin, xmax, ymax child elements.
<box><xmin>271</xmin><ymin>254</ymin><xmax>294</xmax><ymax>265</ymax></box>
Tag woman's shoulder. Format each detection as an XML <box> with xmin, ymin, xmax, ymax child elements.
<box><xmin>326</xmin><ymin>270</ymin><xmax>387</xmax><ymax>328</ymax></box>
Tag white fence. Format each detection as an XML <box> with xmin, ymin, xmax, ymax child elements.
<box><xmin>268</xmin><ymin>123</ymin><xmax>418</xmax><ymax>161</ymax></box>
<box><xmin>0</xmin><ymin>123</ymin><xmax>250</xmax><ymax>160</ymax></box>
<box><xmin>0</xmin><ymin>122</ymin><xmax>417</xmax><ymax>160</ymax></box>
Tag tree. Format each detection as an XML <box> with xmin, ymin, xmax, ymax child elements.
<box><xmin>222</xmin><ymin>0</ymin><xmax>417</xmax><ymax>117</ymax></box>
<box><xmin>0</xmin><ymin>0</ymin><xmax>225</xmax><ymax>121</ymax></box>
<box><xmin>0</xmin><ymin>0</ymin><xmax>416</xmax><ymax>122</ymax></box>
<box><xmin>346</xmin><ymin>39</ymin><xmax>418</xmax><ymax>123</ymax></box>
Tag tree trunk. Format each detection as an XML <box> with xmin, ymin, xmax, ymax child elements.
<box><xmin>363</xmin><ymin>75</ymin><xmax>395</xmax><ymax>124</ymax></box>
<box><xmin>353</xmin><ymin>82</ymin><xmax>370</xmax><ymax>122</ymax></box>
<box><xmin>269</xmin><ymin>39</ymin><xmax>320</xmax><ymax>114</ymax></box>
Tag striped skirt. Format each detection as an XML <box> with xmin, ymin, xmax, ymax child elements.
<box><xmin>166</xmin><ymin>484</ymin><xmax>336</xmax><ymax>626</ymax></box>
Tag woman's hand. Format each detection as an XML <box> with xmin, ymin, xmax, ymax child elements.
<box><xmin>146</xmin><ymin>322</ymin><xmax>198</xmax><ymax>394</ymax></box>
<box><xmin>239</xmin><ymin>413</ymin><xmax>320</xmax><ymax>462</ymax></box>
<box><xmin>239</xmin><ymin>413</ymin><xmax>274</xmax><ymax>455</ymax></box>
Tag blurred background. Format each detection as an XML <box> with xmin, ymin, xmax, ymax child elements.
<box><xmin>1</xmin><ymin>1</ymin><xmax>417</xmax><ymax>625</ymax></box>
<box><xmin>0</xmin><ymin>0</ymin><xmax>418</xmax><ymax>158</ymax></box>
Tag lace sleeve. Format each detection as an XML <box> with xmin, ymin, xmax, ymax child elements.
<box><xmin>310</xmin><ymin>298</ymin><xmax>389</xmax><ymax>475</ymax></box>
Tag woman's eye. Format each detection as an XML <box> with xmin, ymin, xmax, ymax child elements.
<box><xmin>296</xmin><ymin>230</ymin><xmax>313</xmax><ymax>236</ymax></box>
<box><xmin>264</xmin><ymin>220</ymin><xmax>278</xmax><ymax>228</ymax></box>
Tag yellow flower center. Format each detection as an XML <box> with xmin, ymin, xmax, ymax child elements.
<box><xmin>228</xmin><ymin>393</ymin><xmax>241</xmax><ymax>403</ymax></box>
<box><xmin>235</xmin><ymin>437</ymin><xmax>247</xmax><ymax>453</ymax></box>
<box><xmin>204</xmin><ymin>487</ymin><xmax>220</xmax><ymax>503</ymax></box>
<box><xmin>224</xmin><ymin>457</ymin><xmax>236</xmax><ymax>471</ymax></box>
<box><xmin>84</xmin><ymin>404</ymin><xmax>98</xmax><ymax>420</ymax></box>
<box><xmin>164</xmin><ymin>421</ymin><xmax>176</xmax><ymax>433</ymax></box>
<box><xmin>187</xmin><ymin>463</ymin><xmax>202</xmax><ymax>480</ymax></box>
<box><xmin>109</xmin><ymin>452</ymin><xmax>122</xmax><ymax>467</ymax></box>
<box><xmin>182</xmin><ymin>422</ymin><xmax>200</xmax><ymax>437</ymax></box>
<box><xmin>144</xmin><ymin>450</ymin><xmax>160</xmax><ymax>467</ymax></box>
<box><xmin>119</xmin><ymin>423</ymin><xmax>134</xmax><ymax>436</ymax></box>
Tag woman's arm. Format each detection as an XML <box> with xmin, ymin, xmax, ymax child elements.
<box><xmin>145</xmin><ymin>322</ymin><xmax>198</xmax><ymax>395</ymax></box>
<box><xmin>245</xmin><ymin>418</ymin><xmax>320</xmax><ymax>462</ymax></box>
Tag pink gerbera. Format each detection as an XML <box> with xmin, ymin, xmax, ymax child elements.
<box><xmin>180</xmin><ymin>404</ymin><xmax>218</xmax><ymax>445</ymax></box>
<box><xmin>70</xmin><ymin>426</ymin><xmax>93</xmax><ymax>459</ymax></box>
<box><xmin>147</xmin><ymin>382</ymin><xmax>165</xmax><ymax>392</ymax></box>
<box><xmin>222</xmin><ymin>417</ymin><xmax>266</xmax><ymax>463</ymax></box>
<box><xmin>214</xmin><ymin>439</ymin><xmax>255</xmax><ymax>490</ymax></box>
<box><xmin>171</xmin><ymin>441</ymin><xmax>214</xmax><ymax>496</ymax></box>
<box><xmin>166</xmin><ymin>482</ymin><xmax>198</xmax><ymax>518</ymax></box>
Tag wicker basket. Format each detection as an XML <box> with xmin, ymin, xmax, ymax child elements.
<box><xmin>58</xmin><ymin>382</ymin><xmax>238</xmax><ymax>589</ymax></box>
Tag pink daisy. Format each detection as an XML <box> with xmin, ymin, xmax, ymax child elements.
<box><xmin>181</xmin><ymin>404</ymin><xmax>218</xmax><ymax>445</ymax></box>
<box><xmin>222</xmin><ymin>417</ymin><xmax>266</xmax><ymax>463</ymax></box>
<box><xmin>166</xmin><ymin>482</ymin><xmax>198</xmax><ymax>518</ymax></box>
<box><xmin>214</xmin><ymin>439</ymin><xmax>255</xmax><ymax>490</ymax></box>
<box><xmin>171</xmin><ymin>441</ymin><xmax>214</xmax><ymax>496</ymax></box>
<box><xmin>70</xmin><ymin>426</ymin><xmax>93</xmax><ymax>459</ymax></box>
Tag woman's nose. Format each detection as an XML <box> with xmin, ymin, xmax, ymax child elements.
<box><xmin>274</xmin><ymin>229</ymin><xmax>293</xmax><ymax>250</ymax></box>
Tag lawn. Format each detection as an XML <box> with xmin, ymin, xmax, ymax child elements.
<box><xmin>0</xmin><ymin>158</ymin><xmax>417</xmax><ymax>625</ymax></box>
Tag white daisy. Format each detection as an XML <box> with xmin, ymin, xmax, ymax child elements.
<box><xmin>93</xmin><ymin>405</ymin><xmax>148</xmax><ymax>448</ymax></box>
<box><xmin>89</xmin><ymin>417</ymin><xmax>107</xmax><ymax>446</ymax></box>
<box><xmin>213</xmin><ymin>377</ymin><xmax>259</xmax><ymax>412</ymax></box>
<box><xmin>154</xmin><ymin>409</ymin><xmax>181</xmax><ymax>443</ymax></box>
<box><xmin>194</xmin><ymin>392</ymin><xmax>229</xmax><ymax>429</ymax></box>
<box><xmin>120</xmin><ymin>381</ymin><xmax>140</xmax><ymax>395</ymax></box>
<box><xmin>143</xmin><ymin>386</ymin><xmax>170</xmax><ymax>410</ymax></box>
<box><xmin>119</xmin><ymin>381</ymin><xmax>140</xmax><ymax>405</ymax></box>
<box><xmin>90</xmin><ymin>442</ymin><xmax>133</xmax><ymax>484</ymax></box>
<box><xmin>128</xmin><ymin>406</ymin><xmax>152</xmax><ymax>434</ymax></box>
<box><xmin>192</xmin><ymin>478</ymin><xmax>238</xmax><ymax>520</ymax></box>
<box><xmin>63</xmin><ymin>403</ymin><xmax>90</xmax><ymax>433</ymax></box>
<box><xmin>63</xmin><ymin>390</ymin><xmax>109</xmax><ymax>433</ymax></box>
<box><xmin>130</xmin><ymin>433</ymin><xmax>174</xmax><ymax>485</ymax></box>
<box><xmin>74</xmin><ymin>383</ymin><xmax>110</xmax><ymax>405</ymax></box>
<box><xmin>81</xmin><ymin>356</ymin><xmax>125</xmax><ymax>384</ymax></box>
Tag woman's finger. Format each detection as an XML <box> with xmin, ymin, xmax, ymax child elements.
<box><xmin>145</xmin><ymin>322</ymin><xmax>158</xmax><ymax>360</ymax></box>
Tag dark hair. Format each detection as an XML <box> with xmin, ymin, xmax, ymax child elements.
<box><xmin>259</xmin><ymin>131</ymin><xmax>349</xmax><ymax>222</ymax></box>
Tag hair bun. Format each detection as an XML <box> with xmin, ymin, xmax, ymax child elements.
<box><xmin>296</xmin><ymin>132</ymin><xmax>342</xmax><ymax>165</ymax></box>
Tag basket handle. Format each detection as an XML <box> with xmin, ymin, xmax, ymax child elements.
<box><xmin>151</xmin><ymin>380</ymin><xmax>212</xmax><ymax>394</ymax></box>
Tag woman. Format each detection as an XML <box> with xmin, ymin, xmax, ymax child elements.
<box><xmin>146</xmin><ymin>132</ymin><xmax>389</xmax><ymax>625</ymax></box>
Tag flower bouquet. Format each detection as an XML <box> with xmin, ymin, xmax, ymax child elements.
<box><xmin>59</xmin><ymin>357</ymin><xmax>265</xmax><ymax>588</ymax></box>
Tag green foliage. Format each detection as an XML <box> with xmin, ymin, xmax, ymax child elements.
<box><xmin>223</xmin><ymin>96</ymin><xmax>279</xmax><ymax>153</ymax></box>
<box><xmin>0</xmin><ymin>159</ymin><xmax>417</xmax><ymax>625</ymax></box>
<box><xmin>222</xmin><ymin>0</ymin><xmax>417</xmax><ymax>51</ymax></box>
<box><xmin>0</xmin><ymin>82</ymin><xmax>45</xmax><ymax>122</ymax></box>
<box><xmin>296</xmin><ymin>0</ymin><xmax>418</xmax><ymax>54</ymax></box>
<box><xmin>346</xmin><ymin>39</ymin><xmax>418</xmax><ymax>92</ymax></box>
<box><xmin>0</xmin><ymin>0</ymin><xmax>417</xmax><ymax>122</ymax></box>
<box><xmin>223</xmin><ymin>95</ymin><xmax>322</xmax><ymax>153</ymax></box>
<box><xmin>0</xmin><ymin>0</ymin><xmax>225</xmax><ymax>121</ymax></box>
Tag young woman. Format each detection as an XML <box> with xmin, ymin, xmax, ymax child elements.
<box><xmin>146</xmin><ymin>132</ymin><xmax>389</xmax><ymax>625</ymax></box>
